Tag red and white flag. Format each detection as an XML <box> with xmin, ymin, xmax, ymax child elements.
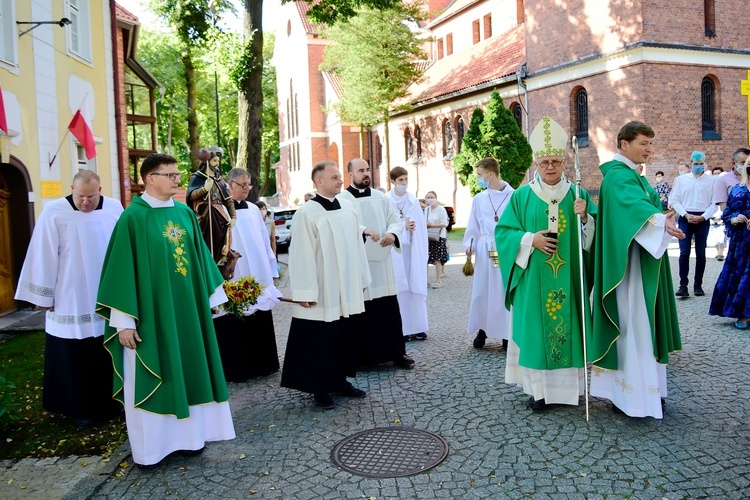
<box><xmin>0</xmin><ymin>84</ymin><xmax>8</xmax><ymax>135</ymax></box>
<box><xmin>68</xmin><ymin>94</ymin><xmax>96</xmax><ymax>159</ymax></box>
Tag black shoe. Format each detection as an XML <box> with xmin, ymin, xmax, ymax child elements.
<box><xmin>612</xmin><ymin>404</ymin><xmax>625</xmax><ymax>415</ymax></box>
<box><xmin>502</xmin><ymin>339</ymin><xmax>509</xmax><ymax>351</ymax></box>
<box><xmin>394</xmin><ymin>354</ymin><xmax>415</xmax><ymax>369</ymax></box>
<box><xmin>314</xmin><ymin>393</ymin><xmax>335</xmax><ymax>409</ymax></box>
<box><xmin>675</xmin><ymin>285</ymin><xmax>689</xmax><ymax>297</ymax></box>
<box><xmin>412</xmin><ymin>332</ymin><xmax>428</xmax><ymax>340</ymax></box>
<box><xmin>527</xmin><ymin>397</ymin><xmax>547</xmax><ymax>411</ymax></box>
<box><xmin>334</xmin><ymin>382</ymin><xmax>367</xmax><ymax>399</ymax></box>
<box><xmin>177</xmin><ymin>447</ymin><xmax>205</xmax><ymax>457</ymax></box>
<box><xmin>694</xmin><ymin>287</ymin><xmax>705</xmax><ymax>296</ymax></box>
<box><xmin>716</xmin><ymin>255</ymin><xmax>725</xmax><ymax>261</ymax></box>
<box><xmin>473</xmin><ymin>330</ymin><xmax>487</xmax><ymax>349</ymax></box>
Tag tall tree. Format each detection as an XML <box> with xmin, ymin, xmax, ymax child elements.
<box><xmin>234</xmin><ymin>0</ymin><xmax>264</xmax><ymax>201</ymax></box>
<box><xmin>320</xmin><ymin>4</ymin><xmax>427</xmax><ymax>185</ymax></box>
<box><xmin>149</xmin><ymin>0</ymin><xmax>233</xmax><ymax>170</ymax></box>
<box><xmin>300</xmin><ymin>0</ymin><xmax>404</xmax><ymax>24</ymax></box>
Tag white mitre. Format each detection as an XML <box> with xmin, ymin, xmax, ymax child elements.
<box><xmin>529</xmin><ymin>116</ymin><xmax>568</xmax><ymax>159</ymax></box>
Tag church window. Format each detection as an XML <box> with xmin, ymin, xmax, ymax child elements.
<box><xmin>704</xmin><ymin>0</ymin><xmax>716</xmax><ymax>37</ymax></box>
<box><xmin>572</xmin><ymin>87</ymin><xmax>589</xmax><ymax>147</ymax></box>
<box><xmin>702</xmin><ymin>76</ymin><xmax>721</xmax><ymax>140</ymax></box>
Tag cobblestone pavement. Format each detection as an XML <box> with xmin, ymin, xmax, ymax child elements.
<box><xmin>2</xmin><ymin>242</ymin><xmax>749</xmax><ymax>499</ymax></box>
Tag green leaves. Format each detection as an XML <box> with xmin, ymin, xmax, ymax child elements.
<box><xmin>455</xmin><ymin>92</ymin><xmax>532</xmax><ymax>192</ymax></box>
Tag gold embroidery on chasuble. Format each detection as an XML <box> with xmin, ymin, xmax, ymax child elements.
<box><xmin>615</xmin><ymin>376</ymin><xmax>634</xmax><ymax>394</ymax></box>
<box><xmin>163</xmin><ymin>221</ymin><xmax>189</xmax><ymax>276</ymax></box>
<box><xmin>545</xmin><ymin>288</ymin><xmax>570</xmax><ymax>365</ymax></box>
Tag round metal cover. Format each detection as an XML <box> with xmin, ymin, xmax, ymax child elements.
<box><xmin>331</xmin><ymin>427</ymin><xmax>449</xmax><ymax>478</ymax></box>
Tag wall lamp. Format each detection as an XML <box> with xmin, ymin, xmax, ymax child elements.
<box><xmin>17</xmin><ymin>18</ymin><xmax>72</xmax><ymax>37</ymax></box>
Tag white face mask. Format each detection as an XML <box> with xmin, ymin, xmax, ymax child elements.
<box><xmin>260</xmin><ymin>209</ymin><xmax>267</xmax><ymax>218</ymax></box>
<box><xmin>425</xmin><ymin>198</ymin><xmax>436</xmax><ymax>206</ymax></box>
<box><xmin>395</xmin><ymin>184</ymin><xmax>408</xmax><ymax>194</ymax></box>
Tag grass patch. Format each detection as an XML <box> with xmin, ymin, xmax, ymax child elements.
<box><xmin>0</xmin><ymin>331</ymin><xmax>127</xmax><ymax>460</ymax></box>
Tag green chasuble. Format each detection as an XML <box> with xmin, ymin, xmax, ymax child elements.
<box><xmin>496</xmin><ymin>181</ymin><xmax>596</xmax><ymax>370</ymax></box>
<box><xmin>96</xmin><ymin>197</ymin><xmax>228</xmax><ymax>419</ymax></box>
<box><xmin>589</xmin><ymin>161</ymin><xmax>681</xmax><ymax>370</ymax></box>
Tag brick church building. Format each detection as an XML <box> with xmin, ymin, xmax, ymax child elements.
<box><xmin>273</xmin><ymin>0</ymin><xmax>750</xmax><ymax>224</ymax></box>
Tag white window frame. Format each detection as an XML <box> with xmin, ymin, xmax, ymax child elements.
<box><xmin>72</xmin><ymin>140</ymin><xmax>97</xmax><ymax>174</ymax></box>
<box><xmin>0</xmin><ymin>0</ymin><xmax>18</xmax><ymax>69</ymax></box>
<box><xmin>66</xmin><ymin>0</ymin><xmax>92</xmax><ymax>63</ymax></box>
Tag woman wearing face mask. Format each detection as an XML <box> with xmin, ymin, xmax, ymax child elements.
<box><xmin>463</xmin><ymin>157</ymin><xmax>514</xmax><ymax>350</ymax></box>
<box><xmin>424</xmin><ymin>191</ymin><xmax>449</xmax><ymax>288</ymax></box>
<box><xmin>255</xmin><ymin>200</ymin><xmax>277</xmax><ymax>256</ymax></box>
<box><xmin>710</xmin><ymin>156</ymin><xmax>750</xmax><ymax>329</ymax></box>
<box><xmin>387</xmin><ymin>167</ymin><xmax>429</xmax><ymax>341</ymax></box>
<box><xmin>653</xmin><ymin>170</ymin><xmax>670</xmax><ymax>212</ymax></box>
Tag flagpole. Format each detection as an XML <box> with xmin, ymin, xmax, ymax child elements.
<box><xmin>572</xmin><ymin>135</ymin><xmax>590</xmax><ymax>422</ymax></box>
<box><xmin>48</xmin><ymin>129</ymin><xmax>71</xmax><ymax>168</ymax></box>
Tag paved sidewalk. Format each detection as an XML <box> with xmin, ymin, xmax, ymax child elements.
<box><xmin>1</xmin><ymin>243</ymin><xmax>748</xmax><ymax>499</ymax></box>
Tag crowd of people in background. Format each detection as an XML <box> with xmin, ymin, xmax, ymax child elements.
<box><xmin>14</xmin><ymin>116</ymin><xmax>750</xmax><ymax>467</ymax></box>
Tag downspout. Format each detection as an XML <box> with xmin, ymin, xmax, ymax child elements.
<box><xmin>516</xmin><ymin>62</ymin><xmax>530</xmax><ymax>181</ymax></box>
<box><xmin>110</xmin><ymin>0</ymin><xmax>127</xmax><ymax>206</ymax></box>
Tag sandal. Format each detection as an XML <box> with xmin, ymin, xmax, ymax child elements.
<box><xmin>431</xmin><ymin>282</ymin><xmax>443</xmax><ymax>288</ymax></box>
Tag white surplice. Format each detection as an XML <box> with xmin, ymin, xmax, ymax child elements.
<box><xmin>387</xmin><ymin>189</ymin><xmax>429</xmax><ymax>336</ymax></box>
<box><xmin>337</xmin><ymin>188</ymin><xmax>401</xmax><ymax>300</ymax></box>
<box><xmin>108</xmin><ymin>192</ymin><xmax>234</xmax><ymax>466</ymax></box>
<box><xmin>226</xmin><ymin>202</ymin><xmax>282</xmax><ymax>315</ymax></box>
<box><xmin>463</xmin><ymin>184</ymin><xmax>513</xmax><ymax>339</ymax></box>
<box><xmin>15</xmin><ymin>196</ymin><xmax>123</xmax><ymax>339</ymax></box>
<box><xmin>288</xmin><ymin>197</ymin><xmax>371</xmax><ymax>322</ymax></box>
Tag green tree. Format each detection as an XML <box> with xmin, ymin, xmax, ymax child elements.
<box><xmin>149</xmin><ymin>0</ymin><xmax>233</xmax><ymax>170</ymax></box>
<box><xmin>299</xmin><ymin>0</ymin><xmax>404</xmax><ymax>24</ymax></box>
<box><xmin>320</xmin><ymin>4</ymin><xmax>427</xmax><ymax>184</ymax></box>
<box><xmin>453</xmin><ymin>107</ymin><xmax>485</xmax><ymax>195</ymax></box>
<box><xmin>480</xmin><ymin>91</ymin><xmax>532</xmax><ymax>189</ymax></box>
<box><xmin>455</xmin><ymin>92</ymin><xmax>532</xmax><ymax>193</ymax></box>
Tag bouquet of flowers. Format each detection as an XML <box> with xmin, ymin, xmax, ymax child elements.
<box><xmin>222</xmin><ymin>275</ymin><xmax>265</xmax><ymax>319</ymax></box>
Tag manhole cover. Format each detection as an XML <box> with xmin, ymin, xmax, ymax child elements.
<box><xmin>331</xmin><ymin>427</ymin><xmax>449</xmax><ymax>478</ymax></box>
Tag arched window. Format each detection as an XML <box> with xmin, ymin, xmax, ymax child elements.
<box><xmin>415</xmin><ymin>126</ymin><xmax>422</xmax><ymax>160</ymax></box>
<box><xmin>702</xmin><ymin>76</ymin><xmax>721</xmax><ymax>140</ymax></box>
<box><xmin>511</xmin><ymin>103</ymin><xmax>523</xmax><ymax>131</ymax></box>
<box><xmin>573</xmin><ymin>87</ymin><xmax>589</xmax><ymax>147</ymax></box>
<box><xmin>455</xmin><ymin>116</ymin><xmax>465</xmax><ymax>153</ymax></box>
<box><xmin>404</xmin><ymin>128</ymin><xmax>413</xmax><ymax>161</ymax></box>
<box><xmin>442</xmin><ymin>120</ymin><xmax>454</xmax><ymax>160</ymax></box>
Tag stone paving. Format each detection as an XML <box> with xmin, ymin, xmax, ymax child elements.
<box><xmin>1</xmin><ymin>241</ymin><xmax>749</xmax><ymax>499</ymax></box>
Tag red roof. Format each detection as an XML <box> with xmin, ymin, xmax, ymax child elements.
<box><xmin>296</xmin><ymin>1</ymin><xmax>322</xmax><ymax>35</ymax></box>
<box><xmin>115</xmin><ymin>3</ymin><xmax>139</xmax><ymax>24</ymax></box>
<box><xmin>406</xmin><ymin>24</ymin><xmax>525</xmax><ymax>105</ymax></box>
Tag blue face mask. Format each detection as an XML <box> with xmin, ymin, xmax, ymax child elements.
<box><xmin>736</xmin><ymin>165</ymin><xmax>745</xmax><ymax>175</ymax></box>
<box><xmin>477</xmin><ymin>177</ymin><xmax>489</xmax><ymax>189</ymax></box>
<box><xmin>692</xmin><ymin>165</ymin><xmax>705</xmax><ymax>175</ymax></box>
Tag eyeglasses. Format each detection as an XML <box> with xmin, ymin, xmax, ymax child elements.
<box><xmin>231</xmin><ymin>181</ymin><xmax>251</xmax><ymax>189</ymax></box>
<box><xmin>692</xmin><ymin>163</ymin><xmax>705</xmax><ymax>166</ymax></box>
<box><xmin>538</xmin><ymin>160</ymin><xmax>563</xmax><ymax>168</ymax></box>
<box><xmin>150</xmin><ymin>172</ymin><xmax>181</xmax><ymax>181</ymax></box>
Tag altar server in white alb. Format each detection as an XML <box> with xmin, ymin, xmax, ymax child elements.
<box><xmin>387</xmin><ymin>166</ymin><xmax>429</xmax><ymax>342</ymax></box>
<box><xmin>338</xmin><ymin>158</ymin><xmax>415</xmax><ymax>369</ymax></box>
<box><xmin>281</xmin><ymin>161</ymin><xmax>372</xmax><ymax>409</ymax></box>
<box><xmin>213</xmin><ymin>168</ymin><xmax>283</xmax><ymax>382</ymax></box>
<box><xmin>464</xmin><ymin>157</ymin><xmax>514</xmax><ymax>350</ymax></box>
<box><xmin>15</xmin><ymin>170</ymin><xmax>123</xmax><ymax>426</ymax></box>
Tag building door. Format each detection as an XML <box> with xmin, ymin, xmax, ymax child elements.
<box><xmin>0</xmin><ymin>173</ymin><xmax>15</xmax><ymax>315</ymax></box>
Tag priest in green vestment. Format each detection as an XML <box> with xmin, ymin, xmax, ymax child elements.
<box><xmin>97</xmin><ymin>153</ymin><xmax>235</xmax><ymax>467</ymax></box>
<box><xmin>496</xmin><ymin>116</ymin><xmax>597</xmax><ymax>411</ymax></box>
<box><xmin>589</xmin><ymin>121</ymin><xmax>683</xmax><ymax>419</ymax></box>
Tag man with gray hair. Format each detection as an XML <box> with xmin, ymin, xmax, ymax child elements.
<box><xmin>15</xmin><ymin>170</ymin><xmax>123</xmax><ymax>426</ymax></box>
<box><xmin>668</xmin><ymin>150</ymin><xmax>715</xmax><ymax>296</ymax></box>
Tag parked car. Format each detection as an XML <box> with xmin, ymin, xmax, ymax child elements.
<box><xmin>272</xmin><ymin>206</ymin><xmax>297</xmax><ymax>252</ymax></box>
<box><xmin>419</xmin><ymin>200</ymin><xmax>456</xmax><ymax>232</ymax></box>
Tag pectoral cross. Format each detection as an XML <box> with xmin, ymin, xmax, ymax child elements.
<box><xmin>742</xmin><ymin>70</ymin><xmax>750</xmax><ymax>144</ymax></box>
